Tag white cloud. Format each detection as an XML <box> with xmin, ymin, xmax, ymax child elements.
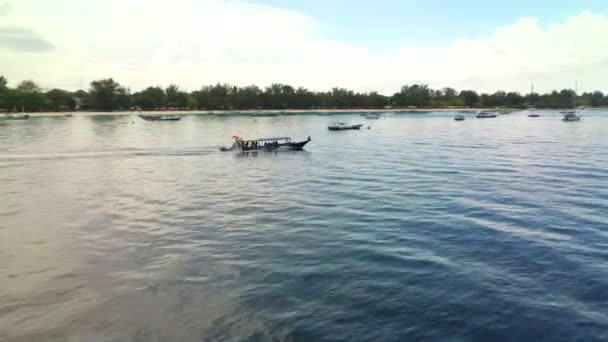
<box><xmin>0</xmin><ymin>2</ymin><xmax>11</xmax><ymax>16</ymax></box>
<box><xmin>0</xmin><ymin>26</ymin><xmax>53</xmax><ymax>52</ymax></box>
<box><xmin>1</xmin><ymin>1</ymin><xmax>607</xmax><ymax>94</ymax></box>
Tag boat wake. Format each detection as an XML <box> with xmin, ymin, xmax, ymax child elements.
<box><xmin>0</xmin><ymin>147</ymin><xmax>218</xmax><ymax>161</ymax></box>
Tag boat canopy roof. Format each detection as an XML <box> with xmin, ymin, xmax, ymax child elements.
<box><xmin>242</xmin><ymin>137</ymin><xmax>291</xmax><ymax>142</ymax></box>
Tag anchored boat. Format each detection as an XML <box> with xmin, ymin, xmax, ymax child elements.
<box><xmin>3</xmin><ymin>114</ymin><xmax>29</xmax><ymax>120</ymax></box>
<box><xmin>3</xmin><ymin>107</ymin><xmax>29</xmax><ymax>120</ymax></box>
<box><xmin>328</xmin><ymin>122</ymin><xmax>363</xmax><ymax>130</ymax></box>
<box><xmin>139</xmin><ymin>115</ymin><xmax>181</xmax><ymax>121</ymax></box>
<box><xmin>220</xmin><ymin>136</ymin><xmax>311</xmax><ymax>152</ymax></box>
<box><xmin>476</xmin><ymin>111</ymin><xmax>497</xmax><ymax>118</ymax></box>
<box><xmin>454</xmin><ymin>114</ymin><xmax>465</xmax><ymax>121</ymax></box>
<box><xmin>561</xmin><ymin>111</ymin><xmax>581</xmax><ymax>122</ymax></box>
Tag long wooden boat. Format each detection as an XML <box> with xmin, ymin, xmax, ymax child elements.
<box><xmin>139</xmin><ymin>115</ymin><xmax>181</xmax><ymax>121</ymax></box>
<box><xmin>3</xmin><ymin>114</ymin><xmax>29</xmax><ymax>120</ymax></box>
<box><xmin>562</xmin><ymin>111</ymin><xmax>581</xmax><ymax>121</ymax></box>
<box><xmin>475</xmin><ymin>111</ymin><xmax>497</xmax><ymax>118</ymax></box>
<box><xmin>220</xmin><ymin>136</ymin><xmax>311</xmax><ymax>152</ymax></box>
<box><xmin>328</xmin><ymin>123</ymin><xmax>363</xmax><ymax>130</ymax></box>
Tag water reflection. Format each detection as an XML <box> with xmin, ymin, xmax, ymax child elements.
<box><xmin>1</xmin><ymin>111</ymin><xmax>607</xmax><ymax>341</ymax></box>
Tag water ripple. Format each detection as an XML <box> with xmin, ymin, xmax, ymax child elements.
<box><xmin>1</xmin><ymin>112</ymin><xmax>608</xmax><ymax>341</ymax></box>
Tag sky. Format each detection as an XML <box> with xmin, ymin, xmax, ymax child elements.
<box><xmin>1</xmin><ymin>0</ymin><xmax>608</xmax><ymax>94</ymax></box>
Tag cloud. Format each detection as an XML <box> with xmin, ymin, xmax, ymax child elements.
<box><xmin>2</xmin><ymin>1</ymin><xmax>608</xmax><ymax>93</ymax></box>
<box><xmin>0</xmin><ymin>26</ymin><xmax>54</xmax><ymax>52</ymax></box>
<box><xmin>0</xmin><ymin>2</ymin><xmax>11</xmax><ymax>16</ymax></box>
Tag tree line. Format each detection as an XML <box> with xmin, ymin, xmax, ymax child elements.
<box><xmin>1</xmin><ymin>76</ymin><xmax>607</xmax><ymax>112</ymax></box>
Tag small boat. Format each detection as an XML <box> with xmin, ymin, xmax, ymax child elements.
<box><xmin>139</xmin><ymin>115</ymin><xmax>181</xmax><ymax>121</ymax></box>
<box><xmin>253</xmin><ymin>113</ymin><xmax>279</xmax><ymax>117</ymax></box>
<box><xmin>454</xmin><ymin>114</ymin><xmax>465</xmax><ymax>121</ymax></box>
<box><xmin>4</xmin><ymin>106</ymin><xmax>29</xmax><ymax>120</ymax></box>
<box><xmin>364</xmin><ymin>114</ymin><xmax>381</xmax><ymax>120</ymax></box>
<box><xmin>328</xmin><ymin>122</ymin><xmax>363</xmax><ymax>130</ymax></box>
<box><xmin>562</xmin><ymin>111</ymin><xmax>581</xmax><ymax>122</ymax></box>
<box><xmin>528</xmin><ymin>113</ymin><xmax>540</xmax><ymax>117</ymax></box>
<box><xmin>220</xmin><ymin>136</ymin><xmax>311</xmax><ymax>152</ymax></box>
<box><xmin>476</xmin><ymin>111</ymin><xmax>497</xmax><ymax>118</ymax></box>
<box><xmin>562</xmin><ymin>82</ymin><xmax>582</xmax><ymax>122</ymax></box>
<box><xmin>3</xmin><ymin>114</ymin><xmax>29</xmax><ymax>120</ymax></box>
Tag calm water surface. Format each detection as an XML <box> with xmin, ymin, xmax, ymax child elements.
<box><xmin>1</xmin><ymin>111</ymin><xmax>607</xmax><ymax>341</ymax></box>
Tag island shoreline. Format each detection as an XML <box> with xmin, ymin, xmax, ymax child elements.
<box><xmin>19</xmin><ymin>107</ymin><xmax>528</xmax><ymax>118</ymax></box>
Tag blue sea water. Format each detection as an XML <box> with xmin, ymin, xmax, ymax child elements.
<box><xmin>0</xmin><ymin>110</ymin><xmax>607</xmax><ymax>341</ymax></box>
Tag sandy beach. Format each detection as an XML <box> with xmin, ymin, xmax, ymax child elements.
<box><xmin>22</xmin><ymin>107</ymin><xmax>494</xmax><ymax>118</ymax></box>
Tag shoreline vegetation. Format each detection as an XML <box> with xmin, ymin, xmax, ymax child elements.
<box><xmin>13</xmin><ymin>107</ymin><xmax>608</xmax><ymax>118</ymax></box>
<box><xmin>2</xmin><ymin>76</ymin><xmax>608</xmax><ymax>116</ymax></box>
<box><xmin>11</xmin><ymin>108</ymin><xmax>495</xmax><ymax>118</ymax></box>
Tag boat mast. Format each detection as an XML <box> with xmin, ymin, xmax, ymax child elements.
<box><xmin>574</xmin><ymin>80</ymin><xmax>578</xmax><ymax>109</ymax></box>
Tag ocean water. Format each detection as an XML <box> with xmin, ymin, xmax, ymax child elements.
<box><xmin>0</xmin><ymin>110</ymin><xmax>607</xmax><ymax>341</ymax></box>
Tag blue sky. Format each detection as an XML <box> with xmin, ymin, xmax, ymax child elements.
<box><xmin>2</xmin><ymin>0</ymin><xmax>608</xmax><ymax>93</ymax></box>
<box><xmin>249</xmin><ymin>0</ymin><xmax>608</xmax><ymax>46</ymax></box>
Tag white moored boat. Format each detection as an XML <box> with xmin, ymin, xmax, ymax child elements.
<box><xmin>475</xmin><ymin>111</ymin><xmax>497</xmax><ymax>118</ymax></box>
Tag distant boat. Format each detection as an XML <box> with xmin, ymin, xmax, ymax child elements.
<box><xmin>139</xmin><ymin>115</ymin><xmax>181</xmax><ymax>121</ymax></box>
<box><xmin>475</xmin><ymin>111</ymin><xmax>497</xmax><ymax>118</ymax></box>
<box><xmin>561</xmin><ymin>81</ymin><xmax>582</xmax><ymax>122</ymax></box>
<box><xmin>454</xmin><ymin>114</ymin><xmax>465</xmax><ymax>121</ymax></box>
<box><xmin>528</xmin><ymin>112</ymin><xmax>540</xmax><ymax>118</ymax></box>
<box><xmin>4</xmin><ymin>106</ymin><xmax>30</xmax><ymax>120</ymax></box>
<box><xmin>364</xmin><ymin>113</ymin><xmax>381</xmax><ymax>120</ymax></box>
<box><xmin>220</xmin><ymin>136</ymin><xmax>311</xmax><ymax>152</ymax></box>
<box><xmin>3</xmin><ymin>114</ymin><xmax>29</xmax><ymax>120</ymax></box>
<box><xmin>562</xmin><ymin>111</ymin><xmax>581</xmax><ymax>122</ymax></box>
<box><xmin>253</xmin><ymin>113</ymin><xmax>279</xmax><ymax>117</ymax></box>
<box><xmin>328</xmin><ymin>122</ymin><xmax>363</xmax><ymax>130</ymax></box>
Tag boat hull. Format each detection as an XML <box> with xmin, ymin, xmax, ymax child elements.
<box><xmin>3</xmin><ymin>115</ymin><xmax>29</xmax><ymax>120</ymax></box>
<box><xmin>220</xmin><ymin>137</ymin><xmax>311</xmax><ymax>152</ymax></box>
<box><xmin>139</xmin><ymin>115</ymin><xmax>181</xmax><ymax>121</ymax></box>
<box><xmin>328</xmin><ymin>124</ymin><xmax>363</xmax><ymax>130</ymax></box>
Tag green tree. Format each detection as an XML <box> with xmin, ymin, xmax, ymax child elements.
<box><xmin>458</xmin><ymin>90</ymin><xmax>479</xmax><ymax>107</ymax></box>
<box><xmin>16</xmin><ymin>80</ymin><xmax>42</xmax><ymax>93</ymax></box>
<box><xmin>391</xmin><ymin>84</ymin><xmax>431</xmax><ymax>107</ymax></box>
<box><xmin>165</xmin><ymin>84</ymin><xmax>188</xmax><ymax>107</ymax></box>
<box><xmin>588</xmin><ymin>91</ymin><xmax>605</xmax><ymax>107</ymax></box>
<box><xmin>187</xmin><ymin>96</ymin><xmax>199</xmax><ymax>110</ymax></box>
<box><xmin>73</xmin><ymin>90</ymin><xmax>90</xmax><ymax>110</ymax></box>
<box><xmin>46</xmin><ymin>89</ymin><xmax>76</xmax><ymax>111</ymax></box>
<box><xmin>132</xmin><ymin>86</ymin><xmax>165</xmax><ymax>109</ymax></box>
<box><xmin>505</xmin><ymin>92</ymin><xmax>525</xmax><ymax>108</ymax></box>
<box><xmin>0</xmin><ymin>76</ymin><xmax>7</xmax><ymax>92</ymax></box>
<box><xmin>89</xmin><ymin>78</ymin><xmax>129</xmax><ymax>111</ymax></box>
<box><xmin>525</xmin><ymin>92</ymin><xmax>541</xmax><ymax>107</ymax></box>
